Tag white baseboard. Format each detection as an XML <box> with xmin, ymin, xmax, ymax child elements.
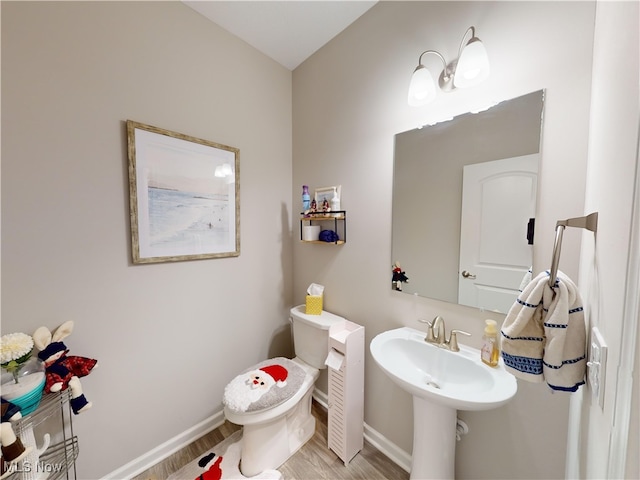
<box><xmin>312</xmin><ymin>389</ymin><xmax>411</xmax><ymax>473</ymax></box>
<box><xmin>312</xmin><ymin>388</ymin><xmax>329</xmax><ymax>408</ymax></box>
<box><xmin>101</xmin><ymin>409</ymin><xmax>226</xmax><ymax>479</ymax></box>
<box><xmin>362</xmin><ymin>421</ymin><xmax>412</xmax><ymax>473</ymax></box>
<box><xmin>105</xmin><ymin>390</ymin><xmax>410</xmax><ymax>478</ymax></box>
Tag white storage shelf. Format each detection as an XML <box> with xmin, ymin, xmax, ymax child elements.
<box><xmin>327</xmin><ymin>320</ymin><xmax>364</xmax><ymax>465</ymax></box>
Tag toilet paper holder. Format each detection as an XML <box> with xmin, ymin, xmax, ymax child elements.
<box><xmin>326</xmin><ymin>319</ymin><xmax>364</xmax><ymax>465</ymax></box>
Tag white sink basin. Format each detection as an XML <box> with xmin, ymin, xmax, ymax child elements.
<box><xmin>370</xmin><ymin>326</ymin><xmax>517</xmax><ymax>411</ymax></box>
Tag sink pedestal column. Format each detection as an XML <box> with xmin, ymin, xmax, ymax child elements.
<box><xmin>411</xmin><ymin>396</ymin><xmax>457</xmax><ymax>480</ymax></box>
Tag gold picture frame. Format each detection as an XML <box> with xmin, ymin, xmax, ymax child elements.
<box><xmin>126</xmin><ymin>120</ymin><xmax>240</xmax><ymax>264</ymax></box>
<box><xmin>314</xmin><ymin>185</ymin><xmax>341</xmax><ymax>206</ymax></box>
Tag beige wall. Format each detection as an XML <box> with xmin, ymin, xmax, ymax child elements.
<box><xmin>2</xmin><ymin>2</ymin><xmax>293</xmax><ymax>477</ymax></box>
<box><xmin>569</xmin><ymin>1</ymin><xmax>639</xmax><ymax>478</ymax></box>
<box><xmin>293</xmin><ymin>1</ymin><xmax>597</xmax><ymax>478</ymax></box>
<box><xmin>3</xmin><ymin>1</ymin><xmax>637</xmax><ymax>479</ymax></box>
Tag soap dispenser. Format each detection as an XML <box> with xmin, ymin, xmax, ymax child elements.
<box><xmin>481</xmin><ymin>319</ymin><xmax>500</xmax><ymax>367</ymax></box>
<box><xmin>330</xmin><ymin>187</ymin><xmax>341</xmax><ymax>217</ymax></box>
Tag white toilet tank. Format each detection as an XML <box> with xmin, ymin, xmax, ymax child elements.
<box><xmin>290</xmin><ymin>305</ymin><xmax>346</xmax><ymax>369</ymax></box>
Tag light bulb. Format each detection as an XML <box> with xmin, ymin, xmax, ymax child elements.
<box><xmin>408</xmin><ymin>65</ymin><xmax>437</xmax><ymax>106</ymax></box>
<box><xmin>454</xmin><ymin>38</ymin><xmax>490</xmax><ymax>88</ymax></box>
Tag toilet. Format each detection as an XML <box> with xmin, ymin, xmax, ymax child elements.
<box><xmin>223</xmin><ymin>305</ymin><xmax>345</xmax><ymax>477</ymax></box>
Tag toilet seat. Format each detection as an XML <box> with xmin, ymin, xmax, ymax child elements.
<box><xmin>223</xmin><ymin>357</ymin><xmax>310</xmax><ymax>417</ymax></box>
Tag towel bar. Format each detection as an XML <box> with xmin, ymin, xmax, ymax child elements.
<box><xmin>548</xmin><ymin>212</ymin><xmax>598</xmax><ymax>287</ymax></box>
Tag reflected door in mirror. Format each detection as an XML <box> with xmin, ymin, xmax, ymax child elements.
<box><xmin>458</xmin><ymin>154</ymin><xmax>538</xmax><ymax>312</ymax></box>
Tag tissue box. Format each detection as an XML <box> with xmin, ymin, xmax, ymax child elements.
<box><xmin>305</xmin><ymin>295</ymin><xmax>323</xmax><ymax>315</ymax></box>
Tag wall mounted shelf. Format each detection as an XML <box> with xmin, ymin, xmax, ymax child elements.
<box><xmin>300</xmin><ymin>211</ymin><xmax>347</xmax><ymax>245</ymax></box>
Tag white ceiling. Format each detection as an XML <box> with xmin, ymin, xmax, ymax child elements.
<box><xmin>183</xmin><ymin>1</ymin><xmax>377</xmax><ymax>70</ymax></box>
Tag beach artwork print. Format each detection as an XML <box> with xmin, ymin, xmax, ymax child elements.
<box><xmin>127</xmin><ymin>121</ymin><xmax>239</xmax><ymax>263</ymax></box>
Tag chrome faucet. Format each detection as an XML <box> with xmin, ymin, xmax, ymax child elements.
<box><xmin>419</xmin><ymin>316</ymin><xmax>471</xmax><ymax>352</ymax></box>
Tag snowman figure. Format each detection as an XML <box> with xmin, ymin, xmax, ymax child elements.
<box><xmin>392</xmin><ymin>261</ymin><xmax>410</xmax><ymax>291</ymax></box>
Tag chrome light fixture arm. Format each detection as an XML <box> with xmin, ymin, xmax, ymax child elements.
<box><xmin>416</xmin><ymin>50</ymin><xmax>453</xmax><ymax>82</ymax></box>
<box><xmin>408</xmin><ymin>25</ymin><xmax>490</xmax><ymax>106</ymax></box>
<box><xmin>457</xmin><ymin>26</ymin><xmax>476</xmax><ymax>59</ymax></box>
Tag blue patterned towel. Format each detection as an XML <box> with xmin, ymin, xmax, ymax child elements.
<box><xmin>501</xmin><ymin>270</ymin><xmax>586</xmax><ymax>392</ymax></box>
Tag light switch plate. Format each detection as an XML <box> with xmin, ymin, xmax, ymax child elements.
<box><xmin>588</xmin><ymin>327</ymin><xmax>607</xmax><ymax>409</ymax></box>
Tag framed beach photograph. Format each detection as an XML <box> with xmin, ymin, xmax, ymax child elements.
<box><xmin>126</xmin><ymin>120</ymin><xmax>240</xmax><ymax>264</ymax></box>
<box><xmin>314</xmin><ymin>185</ymin><xmax>341</xmax><ymax>205</ymax></box>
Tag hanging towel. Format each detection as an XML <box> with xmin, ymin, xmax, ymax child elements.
<box><xmin>518</xmin><ymin>267</ymin><xmax>533</xmax><ymax>293</ymax></box>
<box><xmin>542</xmin><ymin>271</ymin><xmax>587</xmax><ymax>391</ymax></box>
<box><xmin>500</xmin><ymin>270</ymin><xmax>586</xmax><ymax>392</ymax></box>
<box><xmin>500</xmin><ymin>271</ymin><xmax>547</xmax><ymax>383</ymax></box>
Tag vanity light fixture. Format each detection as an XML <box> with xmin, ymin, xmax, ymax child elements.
<box><xmin>408</xmin><ymin>26</ymin><xmax>490</xmax><ymax>107</ymax></box>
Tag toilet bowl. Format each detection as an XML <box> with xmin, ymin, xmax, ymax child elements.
<box><xmin>222</xmin><ymin>306</ymin><xmax>346</xmax><ymax>477</ymax></box>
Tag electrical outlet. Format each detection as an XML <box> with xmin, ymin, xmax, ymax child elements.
<box><xmin>587</xmin><ymin>327</ymin><xmax>607</xmax><ymax>409</ymax></box>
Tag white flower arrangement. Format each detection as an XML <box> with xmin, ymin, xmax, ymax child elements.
<box><xmin>1</xmin><ymin>332</ymin><xmax>34</xmax><ymax>370</ymax></box>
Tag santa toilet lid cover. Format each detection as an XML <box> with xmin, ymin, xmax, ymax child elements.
<box><xmin>223</xmin><ymin>357</ymin><xmax>307</xmax><ymax>414</ymax></box>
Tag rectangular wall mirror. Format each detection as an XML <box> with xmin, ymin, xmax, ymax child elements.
<box><xmin>391</xmin><ymin>90</ymin><xmax>545</xmax><ymax>313</ymax></box>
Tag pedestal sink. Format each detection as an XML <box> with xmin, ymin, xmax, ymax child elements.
<box><xmin>370</xmin><ymin>327</ymin><xmax>517</xmax><ymax>479</ymax></box>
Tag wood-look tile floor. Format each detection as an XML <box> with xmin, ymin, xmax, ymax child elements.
<box><xmin>133</xmin><ymin>400</ymin><xmax>409</xmax><ymax>480</ymax></box>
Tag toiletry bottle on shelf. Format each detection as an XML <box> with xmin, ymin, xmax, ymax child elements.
<box><xmin>330</xmin><ymin>187</ymin><xmax>340</xmax><ymax>217</ymax></box>
<box><xmin>481</xmin><ymin>319</ymin><xmax>500</xmax><ymax>367</ymax></box>
<box><xmin>302</xmin><ymin>185</ymin><xmax>310</xmax><ymax>212</ymax></box>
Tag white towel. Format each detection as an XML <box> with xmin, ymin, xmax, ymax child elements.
<box><xmin>518</xmin><ymin>267</ymin><xmax>533</xmax><ymax>292</ymax></box>
<box><xmin>500</xmin><ymin>270</ymin><xmax>586</xmax><ymax>392</ymax></box>
<box><xmin>500</xmin><ymin>271</ymin><xmax>547</xmax><ymax>383</ymax></box>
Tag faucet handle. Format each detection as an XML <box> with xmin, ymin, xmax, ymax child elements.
<box><xmin>418</xmin><ymin>318</ymin><xmax>436</xmax><ymax>342</ymax></box>
<box><xmin>448</xmin><ymin>329</ymin><xmax>471</xmax><ymax>352</ymax></box>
